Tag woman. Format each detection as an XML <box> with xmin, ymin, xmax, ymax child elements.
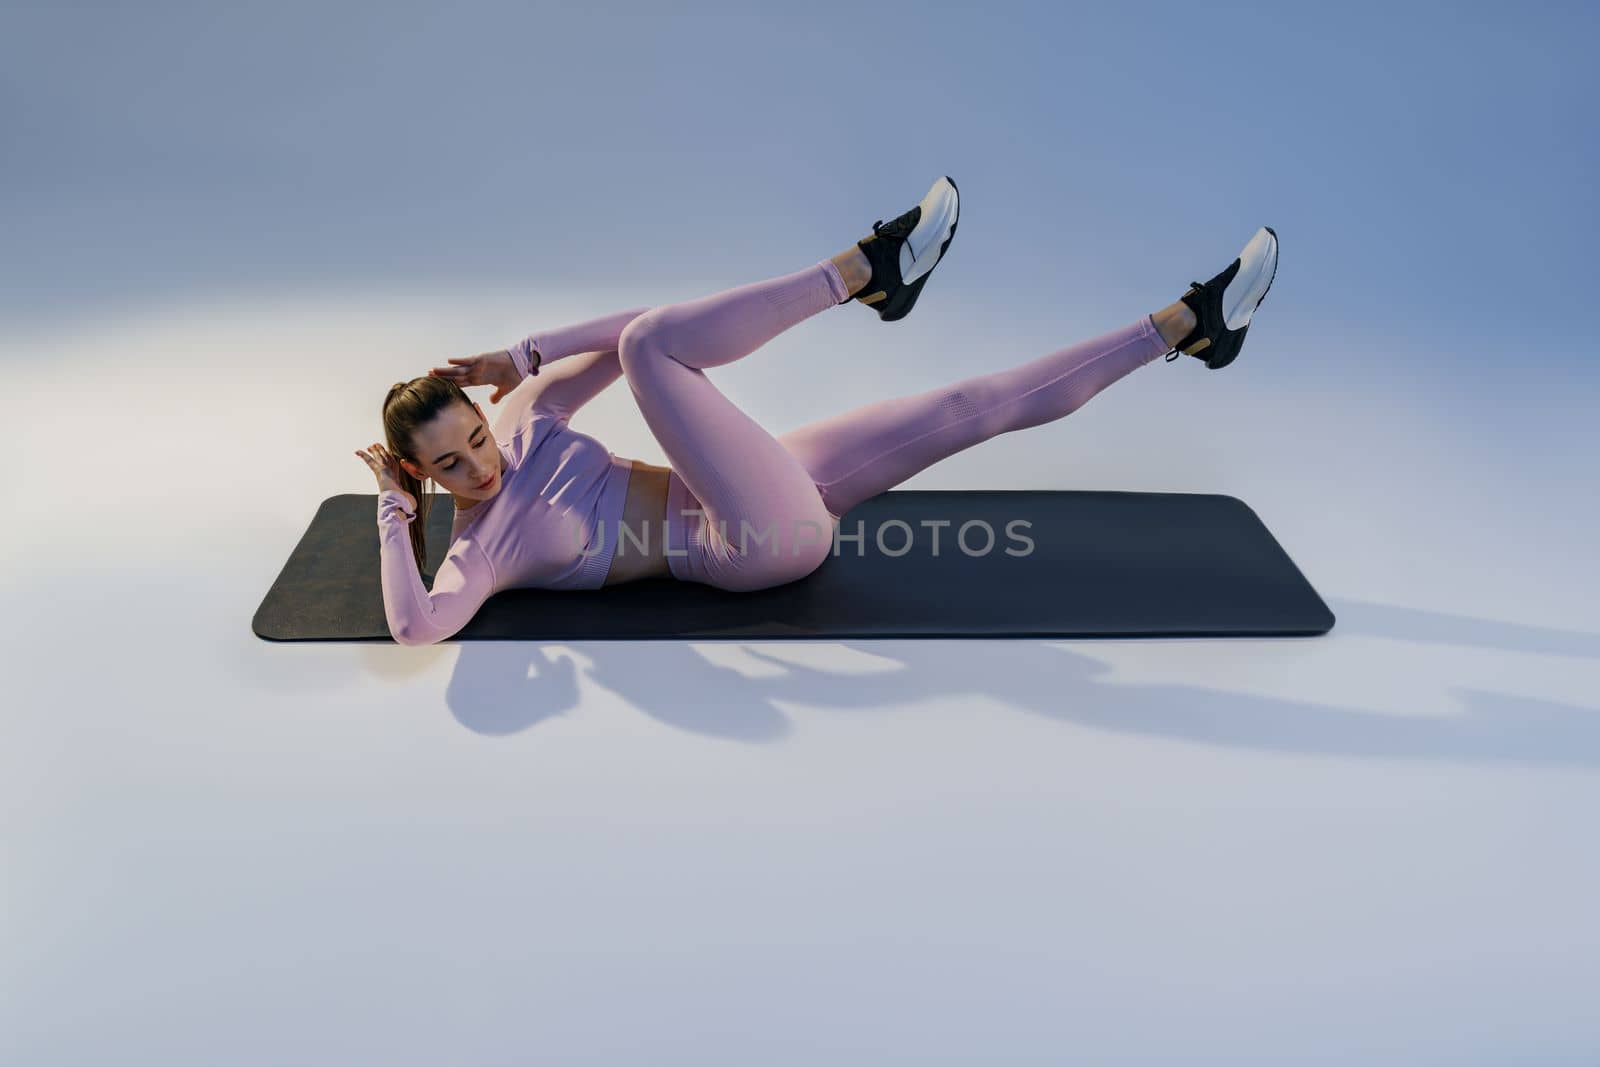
<box><xmin>356</xmin><ymin>176</ymin><xmax>1279</xmax><ymax>646</ymax></box>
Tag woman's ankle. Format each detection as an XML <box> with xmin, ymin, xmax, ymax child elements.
<box><xmin>830</xmin><ymin>246</ymin><xmax>871</xmax><ymax>296</ymax></box>
<box><xmin>1151</xmin><ymin>300</ymin><xmax>1197</xmax><ymax>348</ymax></box>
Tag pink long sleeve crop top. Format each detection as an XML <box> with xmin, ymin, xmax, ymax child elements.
<box><xmin>375</xmin><ymin>305</ymin><xmax>654</xmax><ymax>646</ymax></box>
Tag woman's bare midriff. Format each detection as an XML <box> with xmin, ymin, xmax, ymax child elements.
<box><xmin>601</xmin><ymin>459</ymin><xmax>675</xmax><ymax>586</ymax></box>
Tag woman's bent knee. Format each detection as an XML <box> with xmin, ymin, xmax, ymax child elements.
<box><xmin>618</xmin><ymin>307</ymin><xmax>675</xmax><ymax>362</ymax></box>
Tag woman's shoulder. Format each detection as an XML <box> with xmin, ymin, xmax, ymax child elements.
<box><xmin>491</xmin><ymin>377</ymin><xmax>573</xmax><ymax>440</ymax></box>
<box><xmin>495</xmin><ymin>405</ymin><xmax>569</xmax><ymax>466</ymax></box>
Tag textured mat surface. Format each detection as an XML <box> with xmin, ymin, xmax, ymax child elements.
<box><xmin>252</xmin><ymin>490</ymin><xmax>1335</xmax><ymax>641</ymax></box>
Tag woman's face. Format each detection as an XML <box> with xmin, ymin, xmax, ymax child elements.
<box><xmin>400</xmin><ymin>400</ymin><xmax>504</xmax><ymax>502</ymax></box>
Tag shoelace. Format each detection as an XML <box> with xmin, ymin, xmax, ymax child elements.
<box><xmin>871</xmin><ymin>209</ymin><xmax>919</xmax><ymax>241</ymax></box>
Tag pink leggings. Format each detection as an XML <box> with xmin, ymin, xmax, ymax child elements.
<box><xmin>617</xmin><ymin>259</ymin><xmax>1171</xmax><ymax>592</ymax></box>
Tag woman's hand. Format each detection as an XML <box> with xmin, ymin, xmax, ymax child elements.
<box><xmin>430</xmin><ymin>348</ymin><xmax>524</xmax><ymax>404</ymax></box>
<box><xmin>355</xmin><ymin>443</ymin><xmax>414</xmax><ymax>507</ymax></box>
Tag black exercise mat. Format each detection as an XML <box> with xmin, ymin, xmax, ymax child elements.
<box><xmin>252</xmin><ymin>490</ymin><xmax>1335</xmax><ymax>641</ymax></box>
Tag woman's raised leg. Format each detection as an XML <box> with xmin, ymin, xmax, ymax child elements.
<box><xmin>617</xmin><ymin>258</ymin><xmax>852</xmax><ymax>591</ymax></box>
<box><xmin>777</xmin><ymin>314</ymin><xmax>1172</xmax><ymax>521</ymax></box>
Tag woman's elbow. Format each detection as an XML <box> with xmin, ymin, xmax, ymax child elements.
<box><xmin>389</xmin><ymin>621</ymin><xmax>449</xmax><ymax>648</ymax></box>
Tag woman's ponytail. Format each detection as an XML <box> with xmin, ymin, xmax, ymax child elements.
<box><xmin>381</xmin><ymin>376</ymin><xmax>478</xmax><ymax>576</ymax></box>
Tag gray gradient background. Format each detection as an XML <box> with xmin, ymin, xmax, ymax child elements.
<box><xmin>4</xmin><ymin>1</ymin><xmax>1598</xmax><ymax>1064</ymax></box>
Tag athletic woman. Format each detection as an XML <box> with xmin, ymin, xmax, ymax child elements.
<box><xmin>355</xmin><ymin>177</ymin><xmax>1279</xmax><ymax>646</ymax></box>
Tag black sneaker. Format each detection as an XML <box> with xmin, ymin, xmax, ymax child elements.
<box><xmin>1165</xmin><ymin>226</ymin><xmax>1279</xmax><ymax>370</ymax></box>
<box><xmin>847</xmin><ymin>175</ymin><xmax>961</xmax><ymax>322</ymax></box>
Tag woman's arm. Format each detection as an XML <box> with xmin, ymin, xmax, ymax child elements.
<box><xmin>506</xmin><ymin>305</ymin><xmax>653</xmax><ymax>378</ymax></box>
<box><xmin>524</xmin><ymin>349</ymin><xmax>623</xmax><ymax>422</ymax></box>
<box><xmin>503</xmin><ymin>306</ymin><xmax>652</xmax><ymax>421</ymax></box>
<box><xmin>377</xmin><ymin>490</ymin><xmax>497</xmax><ymax>646</ymax></box>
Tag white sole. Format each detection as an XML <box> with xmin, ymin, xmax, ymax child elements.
<box><xmin>1223</xmin><ymin>226</ymin><xmax>1278</xmax><ymax>331</ymax></box>
<box><xmin>899</xmin><ymin>176</ymin><xmax>960</xmax><ymax>284</ymax></box>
